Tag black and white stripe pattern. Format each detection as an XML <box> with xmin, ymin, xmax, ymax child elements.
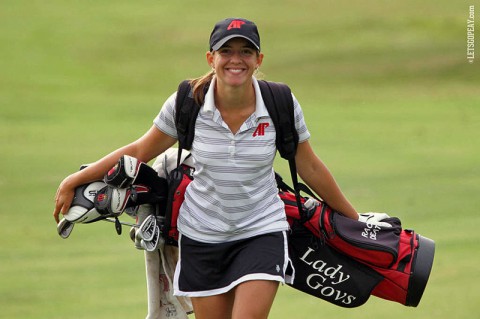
<box><xmin>154</xmin><ymin>77</ymin><xmax>310</xmax><ymax>243</ymax></box>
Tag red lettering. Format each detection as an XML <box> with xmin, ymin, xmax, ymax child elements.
<box><xmin>227</xmin><ymin>20</ymin><xmax>246</xmax><ymax>30</ymax></box>
<box><xmin>253</xmin><ymin>123</ymin><xmax>270</xmax><ymax>137</ymax></box>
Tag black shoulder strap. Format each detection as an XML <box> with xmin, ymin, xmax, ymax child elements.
<box><xmin>258</xmin><ymin>80</ymin><xmax>306</xmax><ymax>221</ymax></box>
<box><xmin>175</xmin><ymin>80</ymin><xmax>200</xmax><ymax>152</ymax></box>
<box><xmin>257</xmin><ymin>80</ymin><xmax>298</xmax><ymax>161</ymax></box>
<box><xmin>174</xmin><ymin>80</ymin><xmax>202</xmax><ymax>167</ymax></box>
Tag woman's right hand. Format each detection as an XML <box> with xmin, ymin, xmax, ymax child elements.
<box><xmin>53</xmin><ymin>174</ymin><xmax>78</xmax><ymax>224</ymax></box>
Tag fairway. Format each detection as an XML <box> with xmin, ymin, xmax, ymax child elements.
<box><xmin>1</xmin><ymin>1</ymin><xmax>479</xmax><ymax>318</ymax></box>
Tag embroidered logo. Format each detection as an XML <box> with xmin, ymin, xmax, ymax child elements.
<box><xmin>253</xmin><ymin>123</ymin><xmax>269</xmax><ymax>137</ymax></box>
<box><xmin>361</xmin><ymin>223</ymin><xmax>381</xmax><ymax>241</ymax></box>
<box><xmin>227</xmin><ymin>20</ymin><xmax>246</xmax><ymax>30</ymax></box>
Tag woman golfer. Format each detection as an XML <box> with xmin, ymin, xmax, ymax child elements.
<box><xmin>53</xmin><ymin>17</ymin><xmax>359</xmax><ymax>319</ymax></box>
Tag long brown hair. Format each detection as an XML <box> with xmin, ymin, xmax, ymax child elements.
<box><xmin>189</xmin><ymin>70</ymin><xmax>215</xmax><ymax>106</ymax></box>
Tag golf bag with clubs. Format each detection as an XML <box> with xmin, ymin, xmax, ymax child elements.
<box><xmin>276</xmin><ymin>174</ymin><xmax>435</xmax><ymax>307</ymax></box>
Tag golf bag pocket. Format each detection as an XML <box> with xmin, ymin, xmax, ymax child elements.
<box><xmin>282</xmin><ymin>189</ymin><xmax>403</xmax><ymax>269</ymax></box>
<box><xmin>287</xmin><ymin>226</ymin><xmax>384</xmax><ymax>308</ymax></box>
<box><xmin>158</xmin><ymin>164</ymin><xmax>194</xmax><ymax>246</ymax></box>
<box><xmin>321</xmin><ymin>210</ymin><xmax>402</xmax><ymax>268</ymax></box>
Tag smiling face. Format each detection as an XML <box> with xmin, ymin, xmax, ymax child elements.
<box><xmin>207</xmin><ymin>38</ymin><xmax>264</xmax><ymax>88</ymax></box>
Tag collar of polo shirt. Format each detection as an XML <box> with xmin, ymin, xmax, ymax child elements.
<box><xmin>203</xmin><ymin>76</ymin><xmax>269</xmax><ymax>120</ymax></box>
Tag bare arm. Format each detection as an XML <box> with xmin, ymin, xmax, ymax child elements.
<box><xmin>53</xmin><ymin>125</ymin><xmax>176</xmax><ymax>223</ymax></box>
<box><xmin>295</xmin><ymin>140</ymin><xmax>358</xmax><ymax>220</ymax></box>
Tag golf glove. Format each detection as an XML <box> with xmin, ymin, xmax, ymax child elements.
<box><xmin>358</xmin><ymin>212</ymin><xmax>392</xmax><ymax>228</ymax></box>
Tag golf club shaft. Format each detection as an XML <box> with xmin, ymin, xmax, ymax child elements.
<box><xmin>104</xmin><ymin>217</ymin><xmax>139</xmax><ymax>228</ymax></box>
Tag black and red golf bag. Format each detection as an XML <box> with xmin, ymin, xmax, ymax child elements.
<box><xmin>65</xmin><ymin>152</ymin><xmax>434</xmax><ymax>308</ymax></box>
<box><xmin>278</xmin><ymin>174</ymin><xmax>435</xmax><ymax>308</ymax></box>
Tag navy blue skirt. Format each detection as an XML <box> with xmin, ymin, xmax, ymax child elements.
<box><xmin>173</xmin><ymin>231</ymin><xmax>290</xmax><ymax>297</ymax></box>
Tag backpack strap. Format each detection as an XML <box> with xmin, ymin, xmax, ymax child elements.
<box><xmin>175</xmin><ymin>80</ymin><xmax>201</xmax><ymax>152</ymax></box>
<box><xmin>174</xmin><ymin>80</ymin><xmax>203</xmax><ymax>167</ymax></box>
<box><xmin>258</xmin><ymin>80</ymin><xmax>307</xmax><ymax>221</ymax></box>
<box><xmin>257</xmin><ymin>80</ymin><xmax>298</xmax><ymax>161</ymax></box>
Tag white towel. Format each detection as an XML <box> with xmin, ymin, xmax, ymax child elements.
<box><xmin>136</xmin><ymin>205</ymin><xmax>192</xmax><ymax>319</ymax></box>
<box><xmin>142</xmin><ymin>148</ymin><xmax>194</xmax><ymax>318</ymax></box>
<box><xmin>144</xmin><ymin>245</ymin><xmax>193</xmax><ymax>319</ymax></box>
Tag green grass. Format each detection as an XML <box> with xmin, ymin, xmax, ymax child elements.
<box><xmin>1</xmin><ymin>0</ymin><xmax>479</xmax><ymax>318</ymax></box>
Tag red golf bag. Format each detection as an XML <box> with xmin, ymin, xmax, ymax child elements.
<box><xmin>279</xmin><ymin>176</ymin><xmax>435</xmax><ymax>308</ymax></box>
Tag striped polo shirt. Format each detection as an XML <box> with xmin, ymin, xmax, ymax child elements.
<box><xmin>154</xmin><ymin>77</ymin><xmax>310</xmax><ymax>243</ymax></box>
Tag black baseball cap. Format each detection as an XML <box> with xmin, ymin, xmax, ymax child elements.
<box><xmin>209</xmin><ymin>18</ymin><xmax>260</xmax><ymax>51</ymax></box>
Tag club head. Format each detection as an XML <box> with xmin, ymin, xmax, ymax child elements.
<box><xmin>138</xmin><ymin>215</ymin><xmax>157</xmax><ymax>242</ymax></box>
<box><xmin>141</xmin><ymin>225</ymin><xmax>160</xmax><ymax>252</ymax></box>
<box><xmin>57</xmin><ymin>218</ymin><xmax>74</xmax><ymax>239</ymax></box>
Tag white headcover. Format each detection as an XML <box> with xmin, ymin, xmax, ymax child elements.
<box><xmin>152</xmin><ymin>148</ymin><xmax>194</xmax><ymax>178</ymax></box>
<box><xmin>64</xmin><ymin>181</ymin><xmax>106</xmax><ymax>223</ymax></box>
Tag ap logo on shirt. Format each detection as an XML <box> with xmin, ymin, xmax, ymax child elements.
<box><xmin>253</xmin><ymin>123</ymin><xmax>269</xmax><ymax>137</ymax></box>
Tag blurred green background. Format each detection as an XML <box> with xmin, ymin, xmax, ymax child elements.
<box><xmin>1</xmin><ymin>0</ymin><xmax>479</xmax><ymax>318</ymax></box>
